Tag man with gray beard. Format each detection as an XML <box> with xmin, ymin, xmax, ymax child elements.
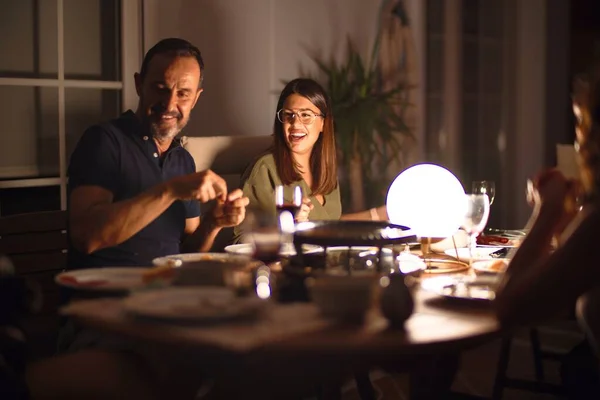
<box><xmin>66</xmin><ymin>38</ymin><xmax>249</xmax><ymax>269</ymax></box>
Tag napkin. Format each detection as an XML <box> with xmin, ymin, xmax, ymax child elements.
<box><xmin>556</xmin><ymin>144</ymin><xmax>578</xmax><ymax>179</ymax></box>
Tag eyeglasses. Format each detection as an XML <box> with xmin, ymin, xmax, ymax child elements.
<box><xmin>277</xmin><ymin>109</ymin><xmax>325</xmax><ymax>125</ymax></box>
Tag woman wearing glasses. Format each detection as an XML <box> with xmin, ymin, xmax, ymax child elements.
<box><xmin>232</xmin><ymin>78</ymin><xmax>387</xmax><ymax>243</ymax></box>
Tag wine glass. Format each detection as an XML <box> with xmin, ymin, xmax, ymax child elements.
<box><xmin>472</xmin><ymin>181</ymin><xmax>496</xmax><ymax>206</ymax></box>
<box><xmin>246</xmin><ymin>211</ymin><xmax>283</xmax><ymax>265</ymax></box>
<box><xmin>275</xmin><ymin>185</ymin><xmax>303</xmax><ymax>221</ymax></box>
<box><xmin>462</xmin><ymin>194</ymin><xmax>491</xmax><ymax>268</ymax></box>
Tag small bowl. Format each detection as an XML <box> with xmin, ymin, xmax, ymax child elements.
<box><xmin>306</xmin><ymin>273</ymin><xmax>378</xmax><ymax>324</ymax></box>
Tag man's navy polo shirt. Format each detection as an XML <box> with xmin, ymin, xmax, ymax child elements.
<box><xmin>67</xmin><ymin>110</ymin><xmax>201</xmax><ymax>269</ymax></box>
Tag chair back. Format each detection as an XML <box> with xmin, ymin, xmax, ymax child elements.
<box><xmin>0</xmin><ymin>210</ymin><xmax>68</xmax><ymax>359</ymax></box>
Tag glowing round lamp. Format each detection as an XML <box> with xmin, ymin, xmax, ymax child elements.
<box><xmin>386</xmin><ymin>164</ymin><xmax>466</xmax><ymax>239</ymax></box>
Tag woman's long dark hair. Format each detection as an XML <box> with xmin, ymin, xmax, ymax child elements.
<box><xmin>573</xmin><ymin>65</ymin><xmax>600</xmax><ymax>198</ymax></box>
<box><xmin>272</xmin><ymin>78</ymin><xmax>337</xmax><ymax>196</ymax></box>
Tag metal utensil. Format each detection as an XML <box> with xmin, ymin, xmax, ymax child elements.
<box><xmin>489</xmin><ymin>248</ymin><xmax>508</xmax><ymax>258</ymax></box>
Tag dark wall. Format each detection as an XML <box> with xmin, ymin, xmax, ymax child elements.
<box><xmin>546</xmin><ymin>0</ymin><xmax>600</xmax><ymax>157</ymax></box>
<box><xmin>570</xmin><ymin>0</ymin><xmax>600</xmax><ymax>76</ymax></box>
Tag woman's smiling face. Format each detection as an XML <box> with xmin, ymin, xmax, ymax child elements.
<box><xmin>280</xmin><ymin>94</ymin><xmax>324</xmax><ymax>157</ymax></box>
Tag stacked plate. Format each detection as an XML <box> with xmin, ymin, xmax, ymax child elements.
<box><xmin>55</xmin><ymin>267</ymin><xmax>150</xmax><ymax>293</ymax></box>
<box><xmin>421</xmin><ymin>275</ymin><xmax>500</xmax><ymax>302</ymax></box>
<box><xmin>223</xmin><ymin>242</ymin><xmax>322</xmax><ymax>257</ymax></box>
<box><xmin>443</xmin><ymin>247</ymin><xmax>507</xmax><ymax>263</ymax></box>
<box><xmin>122</xmin><ymin>287</ymin><xmax>266</xmax><ymax>323</ymax></box>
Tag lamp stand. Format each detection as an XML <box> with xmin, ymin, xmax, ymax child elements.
<box><xmin>419</xmin><ymin>237</ymin><xmax>468</xmax><ymax>273</ymax></box>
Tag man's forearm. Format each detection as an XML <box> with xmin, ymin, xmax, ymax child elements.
<box><xmin>181</xmin><ymin>214</ymin><xmax>222</xmax><ymax>253</ymax></box>
<box><xmin>71</xmin><ymin>184</ymin><xmax>176</xmax><ymax>254</ymax></box>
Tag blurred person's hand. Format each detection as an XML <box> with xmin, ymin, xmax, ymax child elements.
<box><xmin>528</xmin><ymin>168</ymin><xmax>582</xmax><ymax>239</ymax></box>
<box><xmin>168</xmin><ymin>169</ymin><xmax>227</xmax><ymax>203</ymax></box>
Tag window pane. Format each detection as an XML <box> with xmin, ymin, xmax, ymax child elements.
<box><xmin>426</xmin><ymin>38</ymin><xmax>444</xmax><ymax>94</ymax></box>
<box><xmin>480</xmin><ymin>43</ymin><xmax>504</xmax><ymax>94</ymax></box>
<box><xmin>426</xmin><ymin>0</ymin><xmax>445</xmax><ymax>34</ymax></box>
<box><xmin>480</xmin><ymin>0</ymin><xmax>504</xmax><ymax>38</ymax></box>
<box><xmin>0</xmin><ymin>0</ymin><xmax>58</xmax><ymax>78</ymax></box>
<box><xmin>462</xmin><ymin>39</ymin><xmax>479</xmax><ymax>94</ymax></box>
<box><xmin>0</xmin><ymin>86</ymin><xmax>58</xmax><ymax>179</ymax></box>
<box><xmin>480</xmin><ymin>99</ymin><xmax>503</xmax><ymax>156</ymax></box>
<box><xmin>461</xmin><ymin>98</ymin><xmax>480</xmax><ymax>184</ymax></box>
<box><xmin>425</xmin><ymin>96</ymin><xmax>443</xmax><ymax>163</ymax></box>
<box><xmin>462</xmin><ymin>0</ymin><xmax>480</xmax><ymax>35</ymax></box>
<box><xmin>64</xmin><ymin>0</ymin><xmax>121</xmax><ymax>81</ymax></box>
<box><xmin>65</xmin><ymin>88</ymin><xmax>121</xmax><ymax>163</ymax></box>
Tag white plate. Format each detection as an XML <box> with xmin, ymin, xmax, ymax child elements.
<box><xmin>152</xmin><ymin>252</ymin><xmax>253</xmax><ymax>267</ymax></box>
<box><xmin>471</xmin><ymin>259</ymin><xmax>509</xmax><ymax>274</ymax></box>
<box><xmin>443</xmin><ymin>247</ymin><xmax>506</xmax><ymax>262</ymax></box>
<box><xmin>325</xmin><ymin>246</ymin><xmax>385</xmax><ymax>253</ymax></box>
<box><xmin>123</xmin><ymin>287</ymin><xmax>265</xmax><ymax>323</ymax></box>
<box><xmin>55</xmin><ymin>267</ymin><xmax>149</xmax><ymax>292</ymax></box>
<box><xmin>224</xmin><ymin>243</ymin><xmax>323</xmax><ymax>257</ymax></box>
<box><xmin>421</xmin><ymin>275</ymin><xmax>498</xmax><ymax>302</ymax></box>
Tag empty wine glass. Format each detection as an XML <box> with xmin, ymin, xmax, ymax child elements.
<box><xmin>472</xmin><ymin>181</ymin><xmax>496</xmax><ymax>206</ymax></box>
<box><xmin>463</xmin><ymin>194</ymin><xmax>491</xmax><ymax>268</ymax></box>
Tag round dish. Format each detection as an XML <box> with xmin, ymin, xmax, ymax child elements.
<box><xmin>224</xmin><ymin>243</ymin><xmax>323</xmax><ymax>257</ymax></box>
<box><xmin>294</xmin><ymin>220</ymin><xmax>416</xmax><ymax>248</ymax></box>
<box><xmin>421</xmin><ymin>275</ymin><xmax>499</xmax><ymax>302</ymax></box>
<box><xmin>55</xmin><ymin>267</ymin><xmax>149</xmax><ymax>292</ymax></box>
<box><xmin>151</xmin><ymin>253</ymin><xmax>259</xmax><ymax>288</ymax></box>
<box><xmin>471</xmin><ymin>259</ymin><xmax>509</xmax><ymax>274</ymax></box>
<box><xmin>123</xmin><ymin>287</ymin><xmax>266</xmax><ymax>323</ymax></box>
<box><xmin>443</xmin><ymin>247</ymin><xmax>506</xmax><ymax>263</ymax></box>
<box><xmin>152</xmin><ymin>252</ymin><xmax>253</xmax><ymax>267</ymax></box>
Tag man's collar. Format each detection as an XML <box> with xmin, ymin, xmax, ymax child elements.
<box><xmin>122</xmin><ymin>110</ymin><xmax>182</xmax><ymax>148</ymax></box>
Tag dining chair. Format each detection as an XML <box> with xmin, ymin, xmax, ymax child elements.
<box><xmin>492</xmin><ymin>328</ymin><xmax>566</xmax><ymax>399</ymax></box>
<box><xmin>0</xmin><ymin>210</ymin><xmax>68</xmax><ymax>360</ymax></box>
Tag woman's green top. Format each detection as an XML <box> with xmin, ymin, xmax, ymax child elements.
<box><xmin>232</xmin><ymin>153</ymin><xmax>341</xmax><ymax>243</ymax></box>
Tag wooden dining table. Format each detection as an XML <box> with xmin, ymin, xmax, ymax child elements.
<box><xmin>62</xmin><ymin>283</ymin><xmax>502</xmax><ymax>399</ymax></box>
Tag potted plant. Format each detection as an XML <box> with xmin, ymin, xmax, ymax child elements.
<box><xmin>306</xmin><ymin>3</ymin><xmax>414</xmax><ymax>212</ymax></box>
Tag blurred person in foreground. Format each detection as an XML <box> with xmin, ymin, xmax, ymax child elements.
<box><xmin>493</xmin><ymin>64</ymin><xmax>600</xmax><ymax>397</ymax></box>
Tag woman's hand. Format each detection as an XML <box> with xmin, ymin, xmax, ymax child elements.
<box><xmin>530</xmin><ymin>168</ymin><xmax>581</xmax><ymax>239</ymax></box>
<box><xmin>295</xmin><ymin>197</ymin><xmax>314</xmax><ymax>222</ymax></box>
<box><xmin>530</xmin><ymin>169</ymin><xmax>570</xmax><ymax>210</ymax></box>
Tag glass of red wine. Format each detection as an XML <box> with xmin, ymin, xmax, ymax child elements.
<box><xmin>247</xmin><ymin>211</ymin><xmax>283</xmax><ymax>265</ymax></box>
<box><xmin>275</xmin><ymin>185</ymin><xmax>302</xmax><ymax>221</ymax></box>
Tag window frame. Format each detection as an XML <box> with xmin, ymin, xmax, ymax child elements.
<box><xmin>0</xmin><ymin>0</ymin><xmax>142</xmax><ymax>211</ymax></box>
